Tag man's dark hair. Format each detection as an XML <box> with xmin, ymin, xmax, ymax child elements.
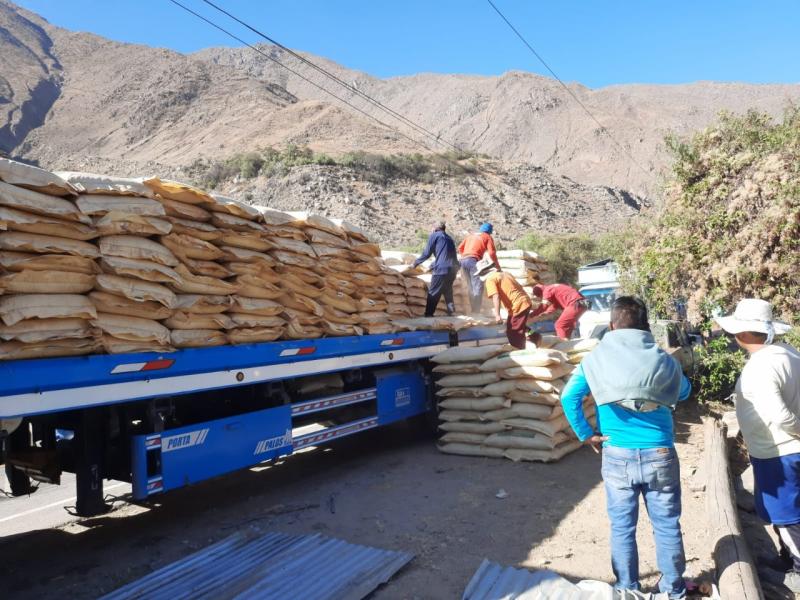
<box><xmin>610</xmin><ymin>296</ymin><xmax>650</xmax><ymax>332</ymax></box>
<box><xmin>435</xmin><ymin>221</ymin><xmax>446</xmax><ymax>231</ymax></box>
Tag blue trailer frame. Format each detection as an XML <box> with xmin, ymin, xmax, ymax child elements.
<box><xmin>0</xmin><ymin>327</ymin><xmax>504</xmax><ymax>514</ymax></box>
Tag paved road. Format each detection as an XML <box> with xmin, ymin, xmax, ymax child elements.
<box><xmin>0</xmin><ymin>472</ymin><xmax>130</xmax><ymax>538</ymax></box>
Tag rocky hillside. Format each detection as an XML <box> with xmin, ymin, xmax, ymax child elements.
<box><xmin>1</xmin><ymin>0</ymin><xmax>798</xmax><ymax>243</ymax></box>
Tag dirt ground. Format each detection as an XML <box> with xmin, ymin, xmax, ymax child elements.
<box><xmin>1</xmin><ymin>402</ymin><xmax>714</xmax><ymax>599</ymax></box>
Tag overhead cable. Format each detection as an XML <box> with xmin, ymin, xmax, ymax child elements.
<box><xmin>201</xmin><ymin>0</ymin><xmax>462</xmax><ymax>152</ymax></box>
<box><xmin>167</xmin><ymin>0</ymin><xmax>441</xmax><ymax>153</ymax></box>
<box><xmin>485</xmin><ymin>0</ymin><xmax>653</xmax><ymax>179</ymax></box>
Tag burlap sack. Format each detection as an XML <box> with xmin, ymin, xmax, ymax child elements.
<box><xmin>287</xmin><ymin>211</ymin><xmax>345</xmax><ymax>238</ymax></box>
<box><xmin>432</xmin><ymin>362</ymin><xmax>484</xmax><ymax>374</ymax></box>
<box><xmin>220</xmin><ymin>245</ymin><xmax>275</xmax><ymax>265</ymax></box>
<box><xmin>320</xmin><ymin>321</ymin><xmax>363</xmax><ymax>337</ymax></box>
<box><xmin>100</xmin><ymin>336</ymin><xmax>175</xmax><ymax>355</ymax></box>
<box><xmin>319</xmin><ymin>288</ymin><xmax>359</xmax><ymax>313</ymax></box>
<box><xmin>480</xmin><ymin>349</ymin><xmax>567</xmax><ymax>371</ymax></box>
<box><xmin>280</xmin><ymin>272</ymin><xmax>324</xmax><ymax>298</ymax></box>
<box><xmin>0</xmin><ymin>338</ymin><xmax>99</xmax><ymax>360</ymax></box>
<box><xmin>233</xmin><ymin>275</ymin><xmax>282</xmax><ymax>300</ymax></box>
<box><xmin>533</xmin><ymin>334</ymin><xmax>562</xmax><ymax>349</ymax></box>
<box><xmin>305</xmin><ymin>227</ymin><xmax>350</xmax><ymax>248</ymax></box>
<box><xmin>358</xmin><ymin>311</ymin><xmax>392</xmax><ymax>324</ymax></box>
<box><xmin>1</xmin><ymin>270</ymin><xmax>95</xmax><ymax>294</ymax></box>
<box><xmin>0</xmin><ymin>181</ymin><xmax>87</xmax><ymax>224</ymax></box>
<box><xmin>166</xmin><ymin>217</ymin><xmax>221</xmax><ymax>241</ymax></box>
<box><xmin>89</xmin><ymin>291</ymin><xmax>173</xmax><ymax>320</ymax></box>
<box><xmin>438</xmin><ymin>421</ymin><xmax>505</xmax><ymax>434</ymax></box>
<box><xmin>0</xmin><ymin>206</ymin><xmax>98</xmax><ymax>241</ymax></box>
<box><xmin>438</xmin><ymin>372</ymin><xmax>501</xmax><ymax>388</ymax></box>
<box><xmin>438</xmin><ymin>396</ymin><xmax>509</xmax><ymax>411</ymax></box>
<box><xmin>311</xmin><ymin>245</ymin><xmax>353</xmax><ymax>260</ymax></box>
<box><xmin>99</xmin><ymin>235</ymin><xmax>178</xmax><ymax>266</ymax></box>
<box><xmin>100</xmin><ymin>256</ymin><xmax>182</xmax><ymax>285</ymax></box>
<box><xmin>321</xmin><ymin>306</ymin><xmax>360</xmax><ymax>325</ymax></box>
<box><xmin>568</xmin><ymin>352</ymin><xmax>591</xmax><ymax>365</ymax></box>
<box><xmin>0</xmin><ymin>232</ymin><xmax>99</xmax><ymax>258</ymax></box>
<box><xmin>359</xmin><ymin>297</ymin><xmax>389</xmax><ymax>312</ymax></box>
<box><xmin>170</xmin><ymin>265</ymin><xmax>239</xmax><ymax>295</ymax></box>
<box><xmin>159</xmin><ymin>198</ymin><xmax>212</xmax><ymax>222</ymax></box>
<box><xmin>0</xmin><ymin>294</ymin><xmax>96</xmax><ymax>326</ymax></box>
<box><xmin>319</xmin><ymin>257</ymin><xmax>354</xmax><ymax>273</ymax></box>
<box><xmin>174</xmin><ymin>294</ymin><xmax>233</xmax><ymax>314</ymax></box>
<box><xmin>503</xmin><ymin>440</ymin><xmax>583</xmax><ymax>463</ymax></box>
<box><xmin>0</xmin><ymin>158</ymin><xmax>77</xmax><ymax>196</ymax></box>
<box><xmin>55</xmin><ymin>172</ymin><xmax>152</xmax><ymax>197</ymax></box>
<box><xmin>352</xmin><ymin>243</ymin><xmax>382</xmax><ymax>259</ymax></box>
<box><xmin>439</xmin><ymin>432</ymin><xmax>489</xmax><ymax>445</ymax></box>
<box><xmin>231</xmin><ymin>296</ymin><xmax>283</xmax><ymax>316</ymax></box>
<box><xmin>276</xmin><ymin>265</ymin><xmax>324</xmax><ymax>286</ymax></box>
<box><xmin>164</xmin><ymin>311</ymin><xmax>234</xmax><ymax>330</ymax></box>
<box><xmin>0</xmin><ymin>251</ymin><xmax>99</xmax><ymax>275</ymax></box>
<box><xmin>500</xmin><ymin>363</ymin><xmax>574</xmax><ymax>381</ymax></box>
<box><xmin>387</xmin><ymin>305</ymin><xmax>412</xmax><ymax>317</ymax></box>
<box><xmin>93</xmin><ymin>312</ymin><xmax>171</xmax><ymax>344</ymax></box>
<box><xmin>206</xmin><ymin>194</ymin><xmax>260</xmax><ymax>220</ymax></box>
<box><xmin>507</xmin><ymin>389</ymin><xmax>562</xmax><ymax>406</ymax></box>
<box><xmin>219</xmin><ymin>231</ymin><xmax>272</xmax><ymax>252</ymax></box>
<box><xmin>484</xmin><ymin>430</ymin><xmax>569</xmax><ymax>451</ymax></box>
<box><xmin>361</xmin><ymin>322</ymin><xmax>394</xmax><ymax>335</ymax></box>
<box><xmin>143</xmin><ymin>178</ymin><xmax>213</xmax><ymax>205</ymax></box>
<box><xmin>271</xmin><ymin>237</ymin><xmax>316</xmax><ymax>257</ymax></box>
<box><xmin>385</xmin><ymin>294</ymin><xmax>406</xmax><ymax>304</ymax></box>
<box><xmin>0</xmin><ymin>318</ymin><xmax>98</xmax><ymax>343</ymax></box>
<box><xmin>76</xmin><ymin>194</ymin><xmax>166</xmax><ymax>217</ymax></box>
<box><xmin>255</xmin><ymin>207</ymin><xmax>295</xmax><ymax>227</ymax></box>
<box><xmin>170</xmin><ymin>329</ymin><xmax>227</xmax><ymax>348</ymax></box>
<box><xmin>554</xmin><ymin>338</ymin><xmax>600</xmax><ymax>354</ymax></box>
<box><xmin>435</xmin><ymin>386</ymin><xmax>489</xmax><ymax>398</ymax></box>
<box><xmin>284</xmin><ymin>320</ymin><xmax>323</xmax><ymax>339</ymax></box>
<box><xmin>515</xmin><ymin>378</ymin><xmax>565</xmax><ymax>394</ymax></box>
<box><xmin>227</xmin><ymin>313</ymin><xmax>285</xmax><ymax>328</ymax></box>
<box><xmin>160</xmin><ymin>233</ymin><xmax>224</xmax><ymax>261</ymax></box>
<box><xmin>280</xmin><ymin>293</ymin><xmax>324</xmax><ymax>317</ymax></box>
<box><xmin>227</xmin><ymin>327</ymin><xmax>284</xmax><ymax>344</ymax></box>
<box><xmin>95</xmin><ymin>274</ymin><xmax>177</xmax><ymax>308</ymax></box>
<box><xmin>383</xmin><ymin>285</ymin><xmax>406</xmax><ymax>296</ymax></box>
<box><xmin>352</xmin><ymin>261</ymin><xmax>382</xmax><ymax>275</ymax></box>
<box><xmin>330</xmin><ymin>218</ymin><xmax>369</xmax><ymax>242</ymax></box>
<box><xmin>94</xmin><ymin>212</ymin><xmax>172</xmax><ymax>237</ymax></box>
<box><xmin>180</xmin><ymin>258</ymin><xmax>233</xmax><ymax>279</ymax></box>
<box><xmin>211</xmin><ymin>212</ymin><xmax>265</xmax><ymax>233</ymax></box>
<box><xmin>282</xmin><ymin>309</ymin><xmax>321</xmax><ymax>326</ymax></box>
<box><xmin>264</xmin><ymin>224</ymin><xmax>308</xmax><ymax>241</ymax></box>
<box><xmin>437</xmin><ymin>443</ymin><xmax>505</xmax><ymax>459</ymax></box>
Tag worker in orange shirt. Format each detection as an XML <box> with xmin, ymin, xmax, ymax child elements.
<box><xmin>458</xmin><ymin>223</ymin><xmax>500</xmax><ymax>313</ymax></box>
<box><xmin>475</xmin><ymin>257</ymin><xmax>532</xmax><ymax>349</ymax></box>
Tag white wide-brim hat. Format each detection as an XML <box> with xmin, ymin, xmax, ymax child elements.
<box><xmin>715</xmin><ymin>298</ymin><xmax>792</xmax><ymax>335</ymax></box>
<box><xmin>475</xmin><ymin>257</ymin><xmax>496</xmax><ymax>279</ymax></box>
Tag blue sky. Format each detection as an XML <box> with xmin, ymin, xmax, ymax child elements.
<box><xmin>16</xmin><ymin>0</ymin><xmax>800</xmax><ymax>88</ymax></box>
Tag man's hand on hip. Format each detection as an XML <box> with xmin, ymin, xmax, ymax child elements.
<box><xmin>585</xmin><ymin>435</ymin><xmax>609</xmax><ymax>453</ymax></box>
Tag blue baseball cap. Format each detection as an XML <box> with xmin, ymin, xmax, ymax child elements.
<box><xmin>479</xmin><ymin>223</ymin><xmax>493</xmax><ymax>234</ymax></box>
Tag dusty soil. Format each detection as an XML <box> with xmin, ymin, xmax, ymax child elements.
<box><xmin>1</xmin><ymin>402</ymin><xmax>713</xmax><ymax>599</ymax></box>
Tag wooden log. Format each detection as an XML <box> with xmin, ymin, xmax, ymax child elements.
<box><xmin>704</xmin><ymin>417</ymin><xmax>764</xmax><ymax>599</ymax></box>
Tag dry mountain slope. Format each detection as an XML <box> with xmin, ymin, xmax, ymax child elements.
<box><xmin>198</xmin><ymin>44</ymin><xmax>800</xmax><ymax>196</ymax></box>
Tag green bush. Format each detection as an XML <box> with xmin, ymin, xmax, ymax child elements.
<box><xmin>693</xmin><ymin>335</ymin><xmax>746</xmax><ymax>403</ymax></box>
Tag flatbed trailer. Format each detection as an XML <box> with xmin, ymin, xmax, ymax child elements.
<box><xmin>0</xmin><ymin>326</ymin><xmax>506</xmax><ymax>516</ymax></box>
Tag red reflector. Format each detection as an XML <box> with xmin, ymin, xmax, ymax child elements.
<box><xmin>142</xmin><ymin>359</ymin><xmax>175</xmax><ymax>371</ymax></box>
<box><xmin>297</xmin><ymin>347</ymin><xmax>316</xmax><ymax>356</ymax></box>
<box><xmin>392</xmin><ymin>338</ymin><xmax>405</xmax><ymax>346</ymax></box>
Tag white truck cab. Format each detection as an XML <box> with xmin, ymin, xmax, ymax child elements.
<box><xmin>577</xmin><ymin>259</ymin><xmax>620</xmax><ymax>339</ymax></box>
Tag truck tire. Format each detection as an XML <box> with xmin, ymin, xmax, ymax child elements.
<box><xmin>5</xmin><ymin>462</ymin><xmax>32</xmax><ymax>496</ymax></box>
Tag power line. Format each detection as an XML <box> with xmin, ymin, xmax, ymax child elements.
<box><xmin>166</xmin><ymin>0</ymin><xmax>440</xmax><ymax>154</ymax></box>
<box><xmin>201</xmin><ymin>0</ymin><xmax>462</xmax><ymax>153</ymax></box>
<box><xmin>485</xmin><ymin>0</ymin><xmax>653</xmax><ymax>179</ymax></box>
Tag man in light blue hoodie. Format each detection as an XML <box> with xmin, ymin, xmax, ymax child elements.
<box><xmin>560</xmin><ymin>296</ymin><xmax>692</xmax><ymax>599</ymax></box>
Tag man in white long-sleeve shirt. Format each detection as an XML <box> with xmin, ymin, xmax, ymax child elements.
<box><xmin>716</xmin><ymin>298</ymin><xmax>800</xmax><ymax>591</ymax></box>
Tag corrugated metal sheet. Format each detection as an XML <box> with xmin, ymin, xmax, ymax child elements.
<box><xmin>462</xmin><ymin>560</ymin><xmax>668</xmax><ymax>600</ymax></box>
<box><xmin>101</xmin><ymin>531</ymin><xmax>413</xmax><ymax>600</ymax></box>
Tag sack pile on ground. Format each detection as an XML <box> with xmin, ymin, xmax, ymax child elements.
<box><xmin>0</xmin><ymin>158</ymin><xmax>492</xmax><ymax>360</ymax></box>
<box><xmin>434</xmin><ymin>338</ymin><xmax>598</xmax><ymax>463</ymax></box>
<box><xmin>495</xmin><ymin>249</ymin><xmax>554</xmax><ymax>300</ymax></box>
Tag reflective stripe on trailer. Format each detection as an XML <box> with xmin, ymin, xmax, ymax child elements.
<box><xmin>292</xmin><ymin>416</ymin><xmax>379</xmax><ymax>449</ymax></box>
<box><xmin>380</xmin><ymin>338</ymin><xmax>405</xmax><ymax>346</ymax></box>
<box><xmin>291</xmin><ymin>388</ymin><xmax>377</xmax><ymax>416</ymax></box>
<box><xmin>0</xmin><ymin>344</ymin><xmax>448</xmax><ymax>418</ymax></box>
<box><xmin>111</xmin><ymin>359</ymin><xmax>175</xmax><ymax>375</ymax></box>
<box><xmin>279</xmin><ymin>347</ymin><xmax>316</xmax><ymax>357</ymax></box>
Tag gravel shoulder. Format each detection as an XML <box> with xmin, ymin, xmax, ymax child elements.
<box><xmin>1</xmin><ymin>403</ymin><xmax>713</xmax><ymax>599</ymax></box>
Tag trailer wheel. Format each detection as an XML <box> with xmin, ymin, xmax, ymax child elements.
<box><xmin>4</xmin><ymin>462</ymin><xmax>32</xmax><ymax>496</ymax></box>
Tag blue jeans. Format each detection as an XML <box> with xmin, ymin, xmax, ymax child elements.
<box><xmin>459</xmin><ymin>257</ymin><xmax>483</xmax><ymax>313</ymax></box>
<box><xmin>602</xmin><ymin>446</ymin><xmax>686</xmax><ymax>598</ymax></box>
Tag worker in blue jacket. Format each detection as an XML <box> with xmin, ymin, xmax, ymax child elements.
<box><xmin>413</xmin><ymin>222</ymin><xmax>458</xmax><ymax>316</ymax></box>
<box><xmin>560</xmin><ymin>296</ymin><xmax>692</xmax><ymax>599</ymax></box>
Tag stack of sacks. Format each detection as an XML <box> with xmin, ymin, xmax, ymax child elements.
<box><xmin>0</xmin><ymin>161</ymin><xmax>102</xmax><ymax>359</ymax></box>
<box><xmin>434</xmin><ymin>342</ymin><xmax>596</xmax><ymax>462</ymax></box>
<box><xmin>58</xmin><ymin>172</ymin><xmax>180</xmax><ymax>354</ymax></box>
<box><xmin>495</xmin><ymin>249</ymin><xmax>554</xmax><ymax>299</ymax></box>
